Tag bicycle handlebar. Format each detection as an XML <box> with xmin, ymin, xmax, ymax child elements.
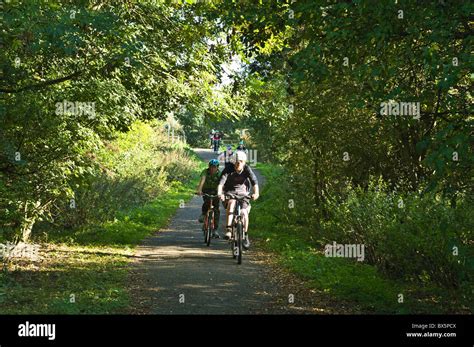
<box><xmin>196</xmin><ymin>193</ymin><xmax>219</xmax><ymax>198</ymax></box>
<box><xmin>224</xmin><ymin>193</ymin><xmax>252</xmax><ymax>200</ymax></box>
<box><xmin>197</xmin><ymin>192</ymin><xmax>253</xmax><ymax>200</ymax></box>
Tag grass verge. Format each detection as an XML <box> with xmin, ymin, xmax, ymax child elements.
<box><xmin>0</xmin><ymin>156</ymin><xmax>203</xmax><ymax>314</ymax></box>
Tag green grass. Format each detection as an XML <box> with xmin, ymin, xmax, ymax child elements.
<box><xmin>0</xmin><ymin>165</ymin><xmax>203</xmax><ymax>314</ymax></box>
<box><xmin>0</xmin><ymin>245</ymin><xmax>131</xmax><ymax>314</ymax></box>
<box><xmin>252</xmin><ymin>162</ymin><xmax>471</xmax><ymax>314</ymax></box>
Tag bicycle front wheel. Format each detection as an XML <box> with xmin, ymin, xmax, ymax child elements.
<box><xmin>236</xmin><ymin>221</ymin><xmax>243</xmax><ymax>264</ymax></box>
<box><xmin>231</xmin><ymin>227</ymin><xmax>237</xmax><ymax>259</ymax></box>
<box><xmin>205</xmin><ymin>211</ymin><xmax>213</xmax><ymax>246</ymax></box>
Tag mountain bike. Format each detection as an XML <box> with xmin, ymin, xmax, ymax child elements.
<box><xmin>199</xmin><ymin>193</ymin><xmax>219</xmax><ymax>246</ymax></box>
<box><xmin>225</xmin><ymin>193</ymin><xmax>252</xmax><ymax>264</ymax></box>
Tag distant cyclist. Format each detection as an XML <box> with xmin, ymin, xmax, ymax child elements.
<box><xmin>196</xmin><ymin>159</ymin><xmax>221</xmax><ymax>238</ymax></box>
<box><xmin>236</xmin><ymin>140</ymin><xmax>247</xmax><ymax>153</ymax></box>
<box><xmin>212</xmin><ymin>131</ymin><xmax>221</xmax><ymax>152</ymax></box>
<box><xmin>217</xmin><ymin>151</ymin><xmax>259</xmax><ymax>249</ymax></box>
<box><xmin>218</xmin><ymin>145</ymin><xmax>234</xmax><ymax>171</ymax></box>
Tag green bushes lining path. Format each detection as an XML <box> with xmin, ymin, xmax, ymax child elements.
<box><xmin>0</xmin><ymin>122</ymin><xmax>203</xmax><ymax>314</ymax></box>
<box><xmin>251</xmin><ymin>163</ymin><xmax>473</xmax><ymax>314</ymax></box>
<box><xmin>0</xmin><ymin>178</ymin><xmax>200</xmax><ymax>314</ymax></box>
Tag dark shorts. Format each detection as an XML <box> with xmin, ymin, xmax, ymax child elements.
<box><xmin>202</xmin><ymin>192</ymin><xmax>220</xmax><ymax>214</ymax></box>
<box><xmin>223</xmin><ymin>197</ymin><xmax>250</xmax><ymax>210</ymax></box>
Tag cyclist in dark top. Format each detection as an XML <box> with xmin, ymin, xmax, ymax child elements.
<box><xmin>212</xmin><ymin>132</ymin><xmax>221</xmax><ymax>152</ymax></box>
<box><xmin>236</xmin><ymin>140</ymin><xmax>247</xmax><ymax>152</ymax></box>
<box><xmin>218</xmin><ymin>145</ymin><xmax>234</xmax><ymax>171</ymax></box>
<box><xmin>217</xmin><ymin>151</ymin><xmax>259</xmax><ymax>249</ymax></box>
<box><xmin>196</xmin><ymin>159</ymin><xmax>221</xmax><ymax>238</ymax></box>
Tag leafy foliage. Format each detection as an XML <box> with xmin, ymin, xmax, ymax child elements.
<box><xmin>1</xmin><ymin>0</ymin><xmax>232</xmax><ymax>241</ymax></box>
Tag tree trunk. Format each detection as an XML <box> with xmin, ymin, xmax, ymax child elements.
<box><xmin>20</xmin><ymin>201</ymin><xmax>41</xmax><ymax>242</ymax></box>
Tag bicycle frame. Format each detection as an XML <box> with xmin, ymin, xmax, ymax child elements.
<box><xmin>232</xmin><ymin>201</ymin><xmax>243</xmax><ymax>233</ymax></box>
<box><xmin>225</xmin><ymin>194</ymin><xmax>251</xmax><ymax>264</ymax></box>
<box><xmin>201</xmin><ymin>193</ymin><xmax>219</xmax><ymax>246</ymax></box>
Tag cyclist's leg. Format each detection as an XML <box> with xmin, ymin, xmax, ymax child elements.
<box><xmin>225</xmin><ymin>199</ymin><xmax>236</xmax><ymax>237</ymax></box>
<box><xmin>241</xmin><ymin>201</ymin><xmax>251</xmax><ymax>249</ymax></box>
<box><xmin>226</xmin><ymin>199</ymin><xmax>236</xmax><ymax>227</ymax></box>
<box><xmin>241</xmin><ymin>202</ymin><xmax>251</xmax><ymax>233</ymax></box>
<box><xmin>200</xmin><ymin>196</ymin><xmax>210</xmax><ymax>223</ymax></box>
<box><xmin>202</xmin><ymin>196</ymin><xmax>211</xmax><ymax>215</ymax></box>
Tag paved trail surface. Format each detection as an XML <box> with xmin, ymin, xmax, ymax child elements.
<box><xmin>129</xmin><ymin>148</ymin><xmax>345</xmax><ymax>314</ymax></box>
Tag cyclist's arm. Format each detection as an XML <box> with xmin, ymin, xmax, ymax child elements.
<box><xmin>252</xmin><ymin>184</ymin><xmax>260</xmax><ymax>200</ymax></box>
<box><xmin>217</xmin><ymin>182</ymin><xmax>226</xmax><ymax>199</ymax></box>
<box><xmin>217</xmin><ymin>170</ymin><xmax>229</xmax><ymax>197</ymax></box>
<box><xmin>247</xmin><ymin>166</ymin><xmax>260</xmax><ymax>199</ymax></box>
<box><xmin>196</xmin><ymin>174</ymin><xmax>206</xmax><ymax>195</ymax></box>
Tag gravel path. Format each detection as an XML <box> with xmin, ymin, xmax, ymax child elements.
<box><xmin>128</xmin><ymin>149</ymin><xmax>353</xmax><ymax>314</ymax></box>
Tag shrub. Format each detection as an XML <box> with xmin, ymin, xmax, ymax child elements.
<box><xmin>321</xmin><ymin>178</ymin><xmax>473</xmax><ymax>288</ymax></box>
<box><xmin>44</xmin><ymin>120</ymin><xmax>200</xmax><ymax>231</ymax></box>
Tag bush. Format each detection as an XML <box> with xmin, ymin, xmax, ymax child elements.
<box><xmin>321</xmin><ymin>178</ymin><xmax>473</xmax><ymax>288</ymax></box>
<box><xmin>45</xmin><ymin>120</ymin><xmax>200</xmax><ymax>230</ymax></box>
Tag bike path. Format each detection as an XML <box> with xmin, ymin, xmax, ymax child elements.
<box><xmin>129</xmin><ymin>148</ymin><xmax>285</xmax><ymax>314</ymax></box>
